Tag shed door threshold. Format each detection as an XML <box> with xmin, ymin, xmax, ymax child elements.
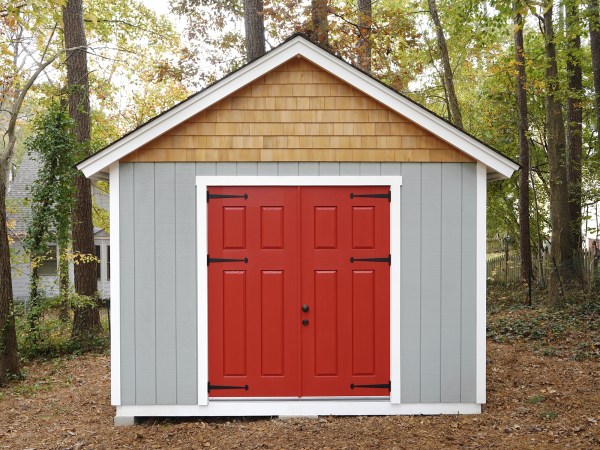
<box><xmin>210</xmin><ymin>396</ymin><xmax>391</xmax><ymax>401</ymax></box>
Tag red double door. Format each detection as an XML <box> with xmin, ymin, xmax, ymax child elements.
<box><xmin>208</xmin><ymin>186</ymin><xmax>390</xmax><ymax>398</ymax></box>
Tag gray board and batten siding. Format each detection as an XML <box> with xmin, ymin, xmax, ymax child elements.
<box><xmin>118</xmin><ymin>161</ymin><xmax>477</xmax><ymax>406</ymax></box>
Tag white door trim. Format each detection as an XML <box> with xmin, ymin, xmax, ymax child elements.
<box><xmin>196</xmin><ymin>176</ymin><xmax>402</xmax><ymax>407</ymax></box>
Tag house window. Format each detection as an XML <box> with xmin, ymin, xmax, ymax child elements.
<box><xmin>96</xmin><ymin>245</ymin><xmax>101</xmax><ymax>280</ymax></box>
<box><xmin>38</xmin><ymin>245</ymin><xmax>57</xmax><ymax>277</ymax></box>
<box><xmin>107</xmin><ymin>245</ymin><xmax>110</xmax><ymax>281</ymax></box>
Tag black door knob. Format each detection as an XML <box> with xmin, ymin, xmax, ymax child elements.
<box><xmin>302</xmin><ymin>304</ymin><xmax>309</xmax><ymax>313</ymax></box>
<box><xmin>302</xmin><ymin>319</ymin><xmax>309</xmax><ymax>326</ymax></box>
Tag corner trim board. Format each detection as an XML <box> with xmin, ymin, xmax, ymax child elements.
<box><xmin>476</xmin><ymin>163</ymin><xmax>487</xmax><ymax>403</ymax></box>
<box><xmin>109</xmin><ymin>162</ymin><xmax>121</xmax><ymax>405</ymax></box>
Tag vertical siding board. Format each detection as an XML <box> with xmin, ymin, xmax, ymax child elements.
<box><xmin>380</xmin><ymin>162</ymin><xmax>402</xmax><ymax>176</ymax></box>
<box><xmin>400</xmin><ymin>163</ymin><xmax>421</xmax><ymax>402</ymax></box>
<box><xmin>440</xmin><ymin>164</ymin><xmax>462</xmax><ymax>402</ymax></box>
<box><xmin>155</xmin><ymin>164</ymin><xmax>177</xmax><ymax>404</ymax></box>
<box><xmin>196</xmin><ymin>162</ymin><xmax>217</xmax><ymax>176</ymax></box>
<box><xmin>133</xmin><ymin>163</ymin><xmax>156</xmax><ymax>404</ymax></box>
<box><xmin>299</xmin><ymin>162</ymin><xmax>319</xmax><ymax>175</ymax></box>
<box><xmin>176</xmin><ymin>163</ymin><xmax>198</xmax><ymax>404</ymax></box>
<box><xmin>278</xmin><ymin>162</ymin><xmax>299</xmax><ymax>175</ymax></box>
<box><xmin>258</xmin><ymin>162</ymin><xmax>278</xmax><ymax>175</ymax></box>
<box><xmin>359</xmin><ymin>162</ymin><xmax>381</xmax><ymax>175</ymax></box>
<box><xmin>318</xmin><ymin>162</ymin><xmax>340</xmax><ymax>175</ymax></box>
<box><xmin>339</xmin><ymin>163</ymin><xmax>360</xmax><ymax>176</ymax></box>
<box><xmin>120</xmin><ymin>163</ymin><xmax>136</xmax><ymax>405</ymax></box>
<box><xmin>420</xmin><ymin>163</ymin><xmax>442</xmax><ymax>403</ymax></box>
<box><xmin>216</xmin><ymin>162</ymin><xmax>236</xmax><ymax>175</ymax></box>
<box><xmin>461</xmin><ymin>164</ymin><xmax>477</xmax><ymax>402</ymax></box>
<box><xmin>236</xmin><ymin>162</ymin><xmax>258</xmax><ymax>175</ymax></box>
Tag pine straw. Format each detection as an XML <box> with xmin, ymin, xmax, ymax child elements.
<box><xmin>0</xmin><ymin>341</ymin><xmax>598</xmax><ymax>449</ymax></box>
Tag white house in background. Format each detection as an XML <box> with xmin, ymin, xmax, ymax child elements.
<box><xmin>7</xmin><ymin>153</ymin><xmax>110</xmax><ymax>304</ymax></box>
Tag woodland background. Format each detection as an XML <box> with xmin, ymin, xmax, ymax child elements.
<box><xmin>0</xmin><ymin>0</ymin><xmax>598</xmax><ymax>393</ymax></box>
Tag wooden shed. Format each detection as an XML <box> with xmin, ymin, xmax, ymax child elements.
<box><xmin>77</xmin><ymin>34</ymin><xmax>517</xmax><ymax>424</ymax></box>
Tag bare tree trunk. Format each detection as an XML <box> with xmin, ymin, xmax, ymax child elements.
<box><xmin>0</xmin><ymin>172</ymin><xmax>20</xmax><ymax>384</ymax></box>
<box><xmin>566</xmin><ymin>0</ymin><xmax>583</xmax><ymax>280</ymax></box>
<box><xmin>243</xmin><ymin>0</ymin><xmax>265</xmax><ymax>62</ymax></box>
<box><xmin>428</xmin><ymin>0</ymin><xmax>463</xmax><ymax>128</ymax></box>
<box><xmin>514</xmin><ymin>7</ymin><xmax>533</xmax><ymax>289</ymax></box>
<box><xmin>311</xmin><ymin>0</ymin><xmax>329</xmax><ymax>46</ymax></box>
<box><xmin>357</xmin><ymin>0</ymin><xmax>372</xmax><ymax>72</ymax></box>
<box><xmin>63</xmin><ymin>0</ymin><xmax>101</xmax><ymax>338</ymax></box>
<box><xmin>544</xmin><ymin>3</ymin><xmax>574</xmax><ymax>304</ymax></box>
<box><xmin>590</xmin><ymin>0</ymin><xmax>600</xmax><ymax>157</ymax></box>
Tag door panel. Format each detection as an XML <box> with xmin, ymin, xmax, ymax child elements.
<box><xmin>208</xmin><ymin>186</ymin><xmax>390</xmax><ymax>398</ymax></box>
<box><xmin>300</xmin><ymin>187</ymin><xmax>390</xmax><ymax>397</ymax></box>
<box><xmin>208</xmin><ymin>187</ymin><xmax>299</xmax><ymax>397</ymax></box>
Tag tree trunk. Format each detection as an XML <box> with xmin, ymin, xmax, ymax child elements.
<box><xmin>589</xmin><ymin>0</ymin><xmax>600</xmax><ymax>157</ymax></box>
<box><xmin>566</xmin><ymin>0</ymin><xmax>583</xmax><ymax>280</ymax></box>
<box><xmin>0</xmin><ymin>172</ymin><xmax>20</xmax><ymax>384</ymax></box>
<box><xmin>428</xmin><ymin>0</ymin><xmax>463</xmax><ymax>128</ymax></box>
<box><xmin>357</xmin><ymin>0</ymin><xmax>372</xmax><ymax>72</ymax></box>
<box><xmin>243</xmin><ymin>0</ymin><xmax>265</xmax><ymax>62</ymax></box>
<box><xmin>514</xmin><ymin>7</ymin><xmax>533</xmax><ymax>290</ymax></box>
<box><xmin>544</xmin><ymin>3</ymin><xmax>574</xmax><ymax>304</ymax></box>
<box><xmin>311</xmin><ymin>0</ymin><xmax>329</xmax><ymax>47</ymax></box>
<box><xmin>63</xmin><ymin>0</ymin><xmax>101</xmax><ymax>338</ymax></box>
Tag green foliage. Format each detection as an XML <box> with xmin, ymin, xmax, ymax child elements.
<box><xmin>487</xmin><ymin>287</ymin><xmax>600</xmax><ymax>361</ymax></box>
<box><xmin>24</xmin><ymin>101</ymin><xmax>77</xmax><ymax>256</ymax></box>
<box><xmin>528</xmin><ymin>394</ymin><xmax>545</xmax><ymax>404</ymax></box>
<box><xmin>14</xmin><ymin>302</ymin><xmax>109</xmax><ymax>361</ymax></box>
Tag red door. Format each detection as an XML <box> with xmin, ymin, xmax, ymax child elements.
<box><xmin>208</xmin><ymin>186</ymin><xmax>390</xmax><ymax>398</ymax></box>
<box><xmin>207</xmin><ymin>187</ymin><xmax>300</xmax><ymax>397</ymax></box>
<box><xmin>300</xmin><ymin>187</ymin><xmax>390</xmax><ymax>397</ymax></box>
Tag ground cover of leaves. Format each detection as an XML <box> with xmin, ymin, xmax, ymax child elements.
<box><xmin>0</xmin><ymin>338</ymin><xmax>597</xmax><ymax>450</ymax></box>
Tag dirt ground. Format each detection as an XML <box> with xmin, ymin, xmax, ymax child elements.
<box><xmin>0</xmin><ymin>340</ymin><xmax>598</xmax><ymax>450</ymax></box>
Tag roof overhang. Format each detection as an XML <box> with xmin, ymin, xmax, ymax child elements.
<box><xmin>77</xmin><ymin>35</ymin><xmax>518</xmax><ymax>180</ymax></box>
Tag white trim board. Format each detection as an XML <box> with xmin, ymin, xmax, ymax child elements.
<box><xmin>77</xmin><ymin>36</ymin><xmax>518</xmax><ymax>180</ymax></box>
<box><xmin>116</xmin><ymin>402</ymin><xmax>481</xmax><ymax>418</ymax></box>
<box><xmin>109</xmin><ymin>163</ymin><xmax>121</xmax><ymax>405</ymax></box>
<box><xmin>195</xmin><ymin>176</ymin><xmax>402</xmax><ymax>411</ymax></box>
<box><xmin>476</xmin><ymin>163</ymin><xmax>487</xmax><ymax>403</ymax></box>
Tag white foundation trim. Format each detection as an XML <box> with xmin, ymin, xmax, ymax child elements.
<box><xmin>195</xmin><ymin>176</ymin><xmax>402</xmax><ymax>407</ymax></box>
<box><xmin>116</xmin><ymin>402</ymin><xmax>481</xmax><ymax>418</ymax></box>
<box><xmin>476</xmin><ymin>163</ymin><xmax>487</xmax><ymax>403</ymax></box>
<box><xmin>109</xmin><ymin>163</ymin><xmax>121</xmax><ymax>405</ymax></box>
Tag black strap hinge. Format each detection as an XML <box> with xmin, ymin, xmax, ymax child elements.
<box><xmin>207</xmin><ymin>256</ymin><xmax>248</xmax><ymax>265</ymax></box>
<box><xmin>350</xmin><ymin>381</ymin><xmax>391</xmax><ymax>391</ymax></box>
<box><xmin>207</xmin><ymin>192</ymin><xmax>248</xmax><ymax>202</ymax></box>
<box><xmin>208</xmin><ymin>382</ymin><xmax>249</xmax><ymax>392</ymax></box>
<box><xmin>350</xmin><ymin>254</ymin><xmax>391</xmax><ymax>265</ymax></box>
<box><xmin>350</xmin><ymin>191</ymin><xmax>391</xmax><ymax>202</ymax></box>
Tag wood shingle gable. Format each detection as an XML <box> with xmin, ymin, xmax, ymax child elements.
<box><xmin>77</xmin><ymin>34</ymin><xmax>517</xmax><ymax>179</ymax></box>
<box><xmin>122</xmin><ymin>58</ymin><xmax>474</xmax><ymax>164</ymax></box>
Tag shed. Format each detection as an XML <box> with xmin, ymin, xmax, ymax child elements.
<box><xmin>77</xmin><ymin>34</ymin><xmax>518</xmax><ymax>424</ymax></box>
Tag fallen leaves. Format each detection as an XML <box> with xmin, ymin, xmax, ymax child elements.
<box><xmin>0</xmin><ymin>343</ymin><xmax>598</xmax><ymax>449</ymax></box>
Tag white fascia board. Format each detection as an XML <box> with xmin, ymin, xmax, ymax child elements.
<box><xmin>78</xmin><ymin>36</ymin><xmax>518</xmax><ymax>180</ymax></box>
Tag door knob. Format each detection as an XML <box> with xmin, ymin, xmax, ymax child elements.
<box><xmin>302</xmin><ymin>304</ymin><xmax>309</xmax><ymax>313</ymax></box>
<box><xmin>302</xmin><ymin>319</ymin><xmax>309</xmax><ymax>326</ymax></box>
